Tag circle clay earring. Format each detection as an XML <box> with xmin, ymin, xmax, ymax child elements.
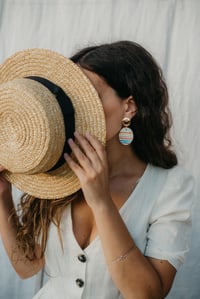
<box><xmin>119</xmin><ymin>117</ymin><xmax>134</xmax><ymax>145</ymax></box>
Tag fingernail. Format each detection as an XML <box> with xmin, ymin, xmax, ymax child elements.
<box><xmin>85</xmin><ymin>131</ymin><xmax>90</xmax><ymax>137</ymax></box>
<box><xmin>68</xmin><ymin>138</ymin><xmax>74</xmax><ymax>145</ymax></box>
<box><xmin>74</xmin><ymin>131</ymin><xmax>79</xmax><ymax>136</ymax></box>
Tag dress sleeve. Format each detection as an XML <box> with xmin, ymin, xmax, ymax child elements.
<box><xmin>144</xmin><ymin>166</ymin><xmax>194</xmax><ymax>270</ymax></box>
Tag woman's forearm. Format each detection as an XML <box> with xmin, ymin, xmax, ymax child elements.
<box><xmin>0</xmin><ymin>193</ymin><xmax>44</xmax><ymax>279</ymax></box>
<box><xmin>92</xmin><ymin>200</ymin><xmax>163</xmax><ymax>299</ymax></box>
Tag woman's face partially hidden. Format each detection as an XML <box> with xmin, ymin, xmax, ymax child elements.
<box><xmin>81</xmin><ymin>69</ymin><xmax>131</xmax><ymax>142</ymax></box>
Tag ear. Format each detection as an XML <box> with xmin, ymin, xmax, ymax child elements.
<box><xmin>123</xmin><ymin>96</ymin><xmax>137</xmax><ymax>120</ymax></box>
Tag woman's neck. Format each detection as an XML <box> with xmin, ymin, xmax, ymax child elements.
<box><xmin>105</xmin><ymin>138</ymin><xmax>146</xmax><ymax>179</ymax></box>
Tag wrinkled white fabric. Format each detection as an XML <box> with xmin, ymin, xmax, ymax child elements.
<box><xmin>33</xmin><ymin>164</ymin><xmax>194</xmax><ymax>299</ymax></box>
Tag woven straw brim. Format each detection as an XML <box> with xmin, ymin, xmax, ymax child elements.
<box><xmin>0</xmin><ymin>49</ymin><xmax>106</xmax><ymax>199</ymax></box>
<box><xmin>0</xmin><ymin>78</ymin><xmax>66</xmax><ymax>174</ymax></box>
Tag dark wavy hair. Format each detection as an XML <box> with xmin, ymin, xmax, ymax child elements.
<box><xmin>70</xmin><ymin>40</ymin><xmax>177</xmax><ymax>168</ymax></box>
<box><xmin>14</xmin><ymin>41</ymin><xmax>177</xmax><ymax>262</ymax></box>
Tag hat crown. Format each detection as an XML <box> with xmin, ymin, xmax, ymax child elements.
<box><xmin>0</xmin><ymin>78</ymin><xmax>65</xmax><ymax>174</ymax></box>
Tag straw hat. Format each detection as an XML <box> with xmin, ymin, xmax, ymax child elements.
<box><xmin>0</xmin><ymin>48</ymin><xmax>106</xmax><ymax>199</ymax></box>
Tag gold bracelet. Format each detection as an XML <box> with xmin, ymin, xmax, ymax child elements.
<box><xmin>111</xmin><ymin>244</ymin><xmax>136</xmax><ymax>263</ymax></box>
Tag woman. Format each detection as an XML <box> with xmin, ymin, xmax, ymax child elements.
<box><xmin>0</xmin><ymin>41</ymin><xmax>194</xmax><ymax>299</ymax></box>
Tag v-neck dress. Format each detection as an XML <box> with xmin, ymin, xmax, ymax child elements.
<box><xmin>33</xmin><ymin>164</ymin><xmax>194</xmax><ymax>299</ymax></box>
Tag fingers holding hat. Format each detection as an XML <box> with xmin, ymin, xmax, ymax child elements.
<box><xmin>65</xmin><ymin>131</ymin><xmax>105</xmax><ymax>174</ymax></box>
<box><xmin>84</xmin><ymin>131</ymin><xmax>107</xmax><ymax>166</ymax></box>
<box><xmin>75</xmin><ymin>131</ymin><xmax>106</xmax><ymax>166</ymax></box>
<box><xmin>64</xmin><ymin>131</ymin><xmax>109</xmax><ymax>208</ymax></box>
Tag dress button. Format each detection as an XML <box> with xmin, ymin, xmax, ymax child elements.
<box><xmin>76</xmin><ymin>278</ymin><xmax>84</xmax><ymax>288</ymax></box>
<box><xmin>78</xmin><ymin>254</ymin><xmax>87</xmax><ymax>263</ymax></box>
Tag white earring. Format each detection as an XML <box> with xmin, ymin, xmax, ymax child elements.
<box><xmin>119</xmin><ymin>117</ymin><xmax>134</xmax><ymax>145</ymax></box>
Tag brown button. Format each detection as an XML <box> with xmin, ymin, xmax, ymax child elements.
<box><xmin>78</xmin><ymin>254</ymin><xmax>87</xmax><ymax>263</ymax></box>
<box><xmin>76</xmin><ymin>278</ymin><xmax>84</xmax><ymax>288</ymax></box>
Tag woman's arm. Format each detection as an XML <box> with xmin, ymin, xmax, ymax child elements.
<box><xmin>92</xmin><ymin>200</ymin><xmax>176</xmax><ymax>299</ymax></box>
<box><xmin>0</xmin><ymin>166</ymin><xmax>44</xmax><ymax>279</ymax></box>
<box><xmin>65</xmin><ymin>132</ymin><xmax>176</xmax><ymax>299</ymax></box>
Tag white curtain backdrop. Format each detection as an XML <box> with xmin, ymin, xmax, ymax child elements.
<box><xmin>0</xmin><ymin>1</ymin><xmax>199</xmax><ymax>298</ymax></box>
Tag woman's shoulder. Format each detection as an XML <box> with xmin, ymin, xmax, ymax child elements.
<box><xmin>126</xmin><ymin>163</ymin><xmax>194</xmax><ymax>207</ymax></box>
<box><xmin>149</xmin><ymin>163</ymin><xmax>194</xmax><ymax>187</ymax></box>
<box><xmin>148</xmin><ymin>164</ymin><xmax>195</xmax><ymax>217</ymax></box>
<box><xmin>143</xmin><ymin>163</ymin><xmax>195</xmax><ymax>214</ymax></box>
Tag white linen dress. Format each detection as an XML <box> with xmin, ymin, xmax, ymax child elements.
<box><xmin>33</xmin><ymin>164</ymin><xmax>194</xmax><ymax>299</ymax></box>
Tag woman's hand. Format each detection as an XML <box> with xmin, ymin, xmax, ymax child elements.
<box><xmin>64</xmin><ymin>131</ymin><xmax>111</xmax><ymax>209</ymax></box>
<box><xmin>0</xmin><ymin>165</ymin><xmax>11</xmax><ymax>199</ymax></box>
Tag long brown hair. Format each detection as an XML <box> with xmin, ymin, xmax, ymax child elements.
<box><xmin>14</xmin><ymin>193</ymin><xmax>78</xmax><ymax>260</ymax></box>
<box><xmin>71</xmin><ymin>41</ymin><xmax>177</xmax><ymax>168</ymax></box>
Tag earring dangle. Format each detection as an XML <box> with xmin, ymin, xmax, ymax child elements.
<box><xmin>119</xmin><ymin>117</ymin><xmax>134</xmax><ymax>145</ymax></box>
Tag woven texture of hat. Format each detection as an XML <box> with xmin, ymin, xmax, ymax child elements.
<box><xmin>0</xmin><ymin>78</ymin><xmax>65</xmax><ymax>174</ymax></box>
<box><xmin>0</xmin><ymin>49</ymin><xmax>106</xmax><ymax>199</ymax></box>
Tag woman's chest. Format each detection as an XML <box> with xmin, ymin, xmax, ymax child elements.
<box><xmin>71</xmin><ymin>182</ymin><xmax>138</xmax><ymax>250</ymax></box>
<box><xmin>71</xmin><ymin>199</ymin><xmax>97</xmax><ymax>250</ymax></box>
